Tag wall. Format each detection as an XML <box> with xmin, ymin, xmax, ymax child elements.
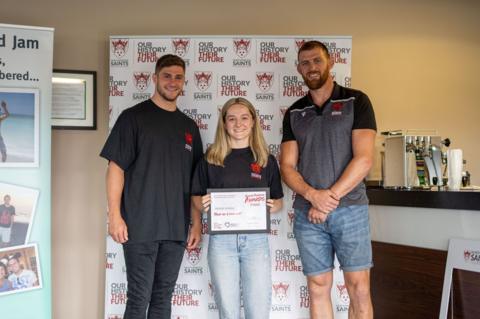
<box><xmin>0</xmin><ymin>0</ymin><xmax>479</xmax><ymax>318</ymax></box>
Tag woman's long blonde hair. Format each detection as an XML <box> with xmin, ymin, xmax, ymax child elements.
<box><xmin>206</xmin><ymin>97</ymin><xmax>269</xmax><ymax>167</ymax></box>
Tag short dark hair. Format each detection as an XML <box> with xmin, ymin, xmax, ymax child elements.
<box><xmin>7</xmin><ymin>252</ymin><xmax>21</xmax><ymax>262</ymax></box>
<box><xmin>155</xmin><ymin>54</ymin><xmax>186</xmax><ymax>74</ymax></box>
<box><xmin>298</xmin><ymin>40</ymin><xmax>330</xmax><ymax>59</ymax></box>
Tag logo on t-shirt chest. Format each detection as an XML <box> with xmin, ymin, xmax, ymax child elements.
<box><xmin>185</xmin><ymin>132</ymin><xmax>193</xmax><ymax>151</ymax></box>
<box><xmin>331</xmin><ymin>102</ymin><xmax>343</xmax><ymax>116</ymax></box>
<box><xmin>250</xmin><ymin>163</ymin><xmax>262</xmax><ymax>180</ymax></box>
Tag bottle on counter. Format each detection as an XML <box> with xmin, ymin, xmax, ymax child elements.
<box><xmin>415</xmin><ymin>147</ymin><xmax>426</xmax><ymax>186</ymax></box>
<box><xmin>462</xmin><ymin>160</ymin><xmax>471</xmax><ymax>187</ymax></box>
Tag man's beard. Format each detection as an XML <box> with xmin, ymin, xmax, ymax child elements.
<box><xmin>157</xmin><ymin>85</ymin><xmax>181</xmax><ymax>102</ymax></box>
<box><xmin>303</xmin><ymin>70</ymin><xmax>330</xmax><ymax>90</ymax></box>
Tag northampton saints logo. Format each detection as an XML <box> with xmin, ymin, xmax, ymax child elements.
<box><xmin>111</xmin><ymin>39</ymin><xmax>129</xmax><ymax>58</ymax></box>
<box><xmin>233</xmin><ymin>39</ymin><xmax>251</xmax><ymax>58</ymax></box>
<box><xmin>133</xmin><ymin>72</ymin><xmax>151</xmax><ymax>92</ymax></box>
<box><xmin>172</xmin><ymin>38</ymin><xmax>190</xmax><ymax>57</ymax></box>
<box><xmin>272</xmin><ymin>282</ymin><xmax>290</xmax><ymax>303</ymax></box>
<box><xmin>194</xmin><ymin>72</ymin><xmax>213</xmax><ymax>92</ymax></box>
<box><xmin>256</xmin><ymin>72</ymin><xmax>274</xmax><ymax>92</ymax></box>
<box><xmin>186</xmin><ymin>247</ymin><xmax>202</xmax><ymax>266</ymax></box>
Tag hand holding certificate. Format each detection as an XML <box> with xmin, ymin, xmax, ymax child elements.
<box><xmin>207</xmin><ymin>188</ymin><xmax>270</xmax><ymax>234</ymax></box>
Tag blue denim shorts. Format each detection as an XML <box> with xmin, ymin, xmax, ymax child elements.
<box><xmin>294</xmin><ymin>205</ymin><xmax>373</xmax><ymax>276</ymax></box>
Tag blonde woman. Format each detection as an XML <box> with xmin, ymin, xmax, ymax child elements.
<box><xmin>192</xmin><ymin>97</ymin><xmax>283</xmax><ymax>319</ymax></box>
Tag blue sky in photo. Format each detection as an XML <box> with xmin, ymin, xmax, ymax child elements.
<box><xmin>0</xmin><ymin>91</ymin><xmax>35</xmax><ymax>117</ymax></box>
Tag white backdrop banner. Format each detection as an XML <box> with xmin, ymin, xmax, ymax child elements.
<box><xmin>105</xmin><ymin>35</ymin><xmax>352</xmax><ymax>319</ymax></box>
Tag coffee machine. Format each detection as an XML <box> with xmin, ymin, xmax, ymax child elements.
<box><xmin>382</xmin><ymin>130</ymin><xmax>450</xmax><ymax>188</ymax></box>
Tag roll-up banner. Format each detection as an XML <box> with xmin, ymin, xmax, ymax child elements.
<box><xmin>0</xmin><ymin>24</ymin><xmax>54</xmax><ymax>319</ymax></box>
<box><xmin>106</xmin><ymin>35</ymin><xmax>352</xmax><ymax>319</ymax></box>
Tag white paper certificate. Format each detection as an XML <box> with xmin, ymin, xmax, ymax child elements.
<box><xmin>52</xmin><ymin>81</ymin><xmax>86</xmax><ymax>119</ymax></box>
<box><xmin>208</xmin><ymin>188</ymin><xmax>270</xmax><ymax>234</ymax></box>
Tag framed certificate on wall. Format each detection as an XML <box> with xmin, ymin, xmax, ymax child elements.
<box><xmin>52</xmin><ymin>69</ymin><xmax>96</xmax><ymax>130</ymax></box>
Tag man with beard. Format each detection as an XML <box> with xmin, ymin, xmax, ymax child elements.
<box><xmin>101</xmin><ymin>54</ymin><xmax>203</xmax><ymax>319</ymax></box>
<box><xmin>280</xmin><ymin>41</ymin><xmax>376</xmax><ymax>319</ymax></box>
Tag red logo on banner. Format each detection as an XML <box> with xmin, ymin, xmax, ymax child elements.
<box><xmin>336</xmin><ymin>283</ymin><xmax>350</xmax><ymax>305</ymax></box>
<box><xmin>294</xmin><ymin>39</ymin><xmax>307</xmax><ymax>52</ymax></box>
<box><xmin>172</xmin><ymin>38</ymin><xmax>190</xmax><ymax>57</ymax></box>
<box><xmin>233</xmin><ymin>39</ymin><xmax>251</xmax><ymax>58</ymax></box>
<box><xmin>186</xmin><ymin>247</ymin><xmax>202</xmax><ymax>266</ymax></box>
<box><xmin>256</xmin><ymin>72</ymin><xmax>274</xmax><ymax>92</ymax></box>
<box><xmin>287</xmin><ymin>210</ymin><xmax>295</xmax><ymax>226</ymax></box>
<box><xmin>194</xmin><ymin>72</ymin><xmax>212</xmax><ymax>91</ymax></box>
<box><xmin>273</xmin><ymin>282</ymin><xmax>290</xmax><ymax>303</ymax></box>
<box><xmin>133</xmin><ymin>72</ymin><xmax>151</xmax><ymax>91</ymax></box>
<box><xmin>112</xmin><ymin>39</ymin><xmax>129</xmax><ymax>58</ymax></box>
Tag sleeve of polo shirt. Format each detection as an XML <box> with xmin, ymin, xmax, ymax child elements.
<box><xmin>281</xmin><ymin>108</ymin><xmax>296</xmax><ymax>143</ymax></box>
<box><xmin>191</xmin><ymin>157</ymin><xmax>209</xmax><ymax>196</ymax></box>
<box><xmin>99</xmin><ymin>110</ymin><xmax>137</xmax><ymax>170</ymax></box>
<box><xmin>267</xmin><ymin>155</ymin><xmax>284</xmax><ymax>199</ymax></box>
<box><xmin>353</xmin><ymin>93</ymin><xmax>377</xmax><ymax>131</ymax></box>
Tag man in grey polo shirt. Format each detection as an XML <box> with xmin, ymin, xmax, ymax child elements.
<box><xmin>280</xmin><ymin>41</ymin><xmax>376</xmax><ymax>319</ymax></box>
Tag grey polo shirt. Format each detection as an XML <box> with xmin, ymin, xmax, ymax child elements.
<box><xmin>282</xmin><ymin>82</ymin><xmax>376</xmax><ymax>209</ymax></box>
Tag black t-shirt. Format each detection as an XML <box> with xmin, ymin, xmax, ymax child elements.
<box><xmin>191</xmin><ymin>147</ymin><xmax>284</xmax><ymax>200</ymax></box>
<box><xmin>100</xmin><ymin>99</ymin><xmax>203</xmax><ymax>243</ymax></box>
<box><xmin>0</xmin><ymin>204</ymin><xmax>15</xmax><ymax>228</ymax></box>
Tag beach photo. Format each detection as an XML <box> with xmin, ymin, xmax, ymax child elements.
<box><xmin>0</xmin><ymin>182</ymin><xmax>39</xmax><ymax>249</ymax></box>
<box><xmin>0</xmin><ymin>88</ymin><xmax>40</xmax><ymax>167</ymax></box>
<box><xmin>0</xmin><ymin>244</ymin><xmax>42</xmax><ymax>296</ymax></box>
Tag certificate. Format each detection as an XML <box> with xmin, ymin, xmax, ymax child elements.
<box><xmin>51</xmin><ymin>70</ymin><xmax>97</xmax><ymax>130</ymax></box>
<box><xmin>207</xmin><ymin>188</ymin><xmax>270</xmax><ymax>234</ymax></box>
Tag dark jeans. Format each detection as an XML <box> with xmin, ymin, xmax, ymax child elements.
<box><xmin>123</xmin><ymin>240</ymin><xmax>185</xmax><ymax>319</ymax></box>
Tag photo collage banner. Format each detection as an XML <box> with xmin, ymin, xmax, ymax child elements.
<box><xmin>0</xmin><ymin>23</ymin><xmax>54</xmax><ymax>319</ymax></box>
<box><xmin>106</xmin><ymin>35</ymin><xmax>352</xmax><ymax>319</ymax></box>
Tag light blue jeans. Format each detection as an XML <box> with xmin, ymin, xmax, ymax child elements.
<box><xmin>208</xmin><ymin>233</ymin><xmax>271</xmax><ymax>319</ymax></box>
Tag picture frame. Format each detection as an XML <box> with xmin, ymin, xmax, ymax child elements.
<box><xmin>0</xmin><ymin>243</ymin><xmax>42</xmax><ymax>297</ymax></box>
<box><xmin>0</xmin><ymin>182</ymin><xmax>39</xmax><ymax>248</ymax></box>
<box><xmin>51</xmin><ymin>69</ymin><xmax>96</xmax><ymax>130</ymax></box>
<box><xmin>0</xmin><ymin>87</ymin><xmax>40</xmax><ymax>167</ymax></box>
